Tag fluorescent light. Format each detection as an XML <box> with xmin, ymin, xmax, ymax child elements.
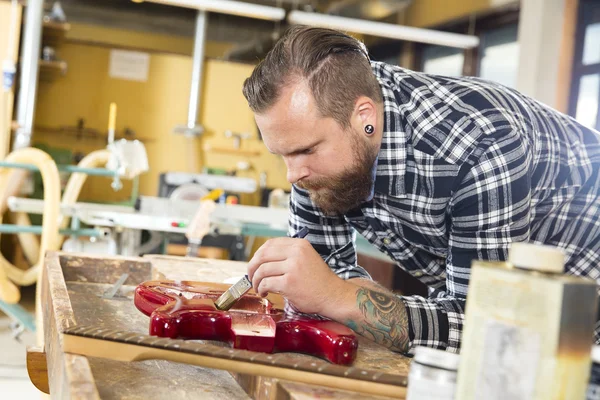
<box><xmin>143</xmin><ymin>0</ymin><xmax>286</xmax><ymax>22</ymax></box>
<box><xmin>287</xmin><ymin>11</ymin><xmax>480</xmax><ymax>49</ymax></box>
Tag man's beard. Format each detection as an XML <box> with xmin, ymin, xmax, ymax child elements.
<box><xmin>296</xmin><ymin>134</ymin><xmax>378</xmax><ymax>216</ymax></box>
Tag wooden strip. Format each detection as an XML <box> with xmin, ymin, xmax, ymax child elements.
<box><xmin>73</xmin><ymin>325</ymin><xmax>407</xmax><ymax>387</ymax></box>
<box><xmin>62</xmin><ymin>333</ymin><xmax>407</xmax><ymax>399</ymax></box>
<box><xmin>45</xmin><ymin>252</ymin><xmax>77</xmax><ymax>332</ymax></box>
<box><xmin>64</xmin><ymin>325</ymin><xmax>403</xmax><ymax>385</ymax></box>
<box><xmin>277</xmin><ymin>380</ymin><xmax>398</xmax><ymax>400</ymax></box>
<box><xmin>43</xmin><ymin>251</ymin><xmax>101</xmax><ymax>400</ymax></box>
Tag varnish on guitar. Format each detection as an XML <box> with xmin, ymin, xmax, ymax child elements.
<box><xmin>456</xmin><ymin>242</ymin><xmax>598</xmax><ymax>400</ymax></box>
<box><xmin>134</xmin><ymin>280</ymin><xmax>359</xmax><ymax>365</ymax></box>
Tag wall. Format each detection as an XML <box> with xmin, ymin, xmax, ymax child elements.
<box><xmin>33</xmin><ymin>24</ymin><xmax>289</xmax><ymax>203</ymax></box>
<box><xmin>0</xmin><ymin>1</ymin><xmax>22</xmax><ymax>159</ymax></box>
<box><xmin>516</xmin><ymin>0</ymin><xmax>571</xmax><ymax>110</ymax></box>
<box><xmin>65</xmin><ymin>22</ymin><xmax>233</xmax><ymax>57</ymax></box>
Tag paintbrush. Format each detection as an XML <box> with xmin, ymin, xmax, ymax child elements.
<box><xmin>214</xmin><ymin>227</ymin><xmax>310</xmax><ymax>311</ymax></box>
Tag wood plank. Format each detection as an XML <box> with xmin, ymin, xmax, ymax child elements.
<box><xmin>277</xmin><ymin>381</ymin><xmax>397</xmax><ymax>400</ymax></box>
<box><xmin>144</xmin><ymin>254</ymin><xmax>248</xmax><ymax>282</ymax></box>
<box><xmin>43</xmin><ymin>252</ymin><xmax>410</xmax><ymax>400</ymax></box>
<box><xmin>59</xmin><ymin>252</ymin><xmax>152</xmax><ymax>285</ymax></box>
<box><xmin>43</xmin><ymin>251</ymin><xmax>100</xmax><ymax>400</ymax></box>
<box><xmin>166</xmin><ymin>243</ymin><xmax>229</xmax><ymax>259</ymax></box>
<box><xmin>26</xmin><ymin>346</ymin><xmax>49</xmax><ymax>394</ymax></box>
<box><xmin>86</xmin><ymin>357</ymin><xmax>251</xmax><ymax>400</ymax></box>
<box><xmin>61</xmin><ymin>332</ymin><xmax>406</xmax><ymax>399</ymax></box>
<box><xmin>46</xmin><ymin>252</ymin><xmax>251</xmax><ymax>400</ymax></box>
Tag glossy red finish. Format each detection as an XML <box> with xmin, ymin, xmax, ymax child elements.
<box><xmin>134</xmin><ymin>281</ymin><xmax>358</xmax><ymax>364</ymax></box>
<box><xmin>275</xmin><ymin>319</ymin><xmax>358</xmax><ymax>365</ymax></box>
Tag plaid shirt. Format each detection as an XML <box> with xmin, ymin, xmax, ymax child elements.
<box><xmin>288</xmin><ymin>61</ymin><xmax>600</xmax><ymax>354</ymax></box>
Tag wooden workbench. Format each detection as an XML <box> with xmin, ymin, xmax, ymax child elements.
<box><xmin>41</xmin><ymin>252</ymin><xmax>411</xmax><ymax>399</ymax></box>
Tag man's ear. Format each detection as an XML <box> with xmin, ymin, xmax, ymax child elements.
<box><xmin>352</xmin><ymin>96</ymin><xmax>377</xmax><ymax>133</ymax></box>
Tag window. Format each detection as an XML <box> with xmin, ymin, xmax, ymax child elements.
<box><xmin>569</xmin><ymin>0</ymin><xmax>600</xmax><ymax>130</ymax></box>
<box><xmin>415</xmin><ymin>10</ymin><xmax>520</xmax><ymax>86</ymax></box>
<box><xmin>478</xmin><ymin>24</ymin><xmax>519</xmax><ymax>88</ymax></box>
<box><xmin>582</xmin><ymin>22</ymin><xmax>600</xmax><ymax>66</ymax></box>
<box><xmin>575</xmin><ymin>74</ymin><xmax>600</xmax><ymax>128</ymax></box>
<box><xmin>421</xmin><ymin>46</ymin><xmax>465</xmax><ymax>77</ymax></box>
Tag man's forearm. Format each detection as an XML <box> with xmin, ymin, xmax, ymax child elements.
<box><xmin>348</xmin><ymin>277</ymin><xmax>389</xmax><ymax>292</ymax></box>
<box><xmin>324</xmin><ymin>279</ymin><xmax>411</xmax><ymax>354</ymax></box>
<box><xmin>347</xmin><ymin>287</ymin><xmax>410</xmax><ymax>353</ymax></box>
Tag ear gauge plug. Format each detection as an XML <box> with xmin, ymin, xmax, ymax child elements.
<box><xmin>365</xmin><ymin>125</ymin><xmax>374</xmax><ymax>135</ymax></box>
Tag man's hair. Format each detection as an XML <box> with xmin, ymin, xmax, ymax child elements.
<box><xmin>242</xmin><ymin>26</ymin><xmax>382</xmax><ymax>129</ymax></box>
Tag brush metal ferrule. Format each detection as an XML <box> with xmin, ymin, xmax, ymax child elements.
<box><xmin>215</xmin><ymin>275</ymin><xmax>252</xmax><ymax>311</ymax></box>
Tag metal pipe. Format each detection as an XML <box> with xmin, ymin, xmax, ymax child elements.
<box><xmin>14</xmin><ymin>0</ymin><xmax>44</xmax><ymax>150</ymax></box>
<box><xmin>0</xmin><ymin>161</ymin><xmax>119</xmax><ymax>177</ymax></box>
<box><xmin>288</xmin><ymin>10</ymin><xmax>480</xmax><ymax>49</ymax></box>
<box><xmin>187</xmin><ymin>10</ymin><xmax>208</xmax><ymax>133</ymax></box>
<box><xmin>144</xmin><ymin>0</ymin><xmax>285</xmax><ymax>21</ymax></box>
<box><xmin>0</xmin><ymin>301</ymin><xmax>36</xmax><ymax>332</ymax></box>
<box><xmin>60</xmin><ymin>165</ymin><xmax>119</xmax><ymax>177</ymax></box>
<box><xmin>0</xmin><ymin>224</ymin><xmax>103</xmax><ymax>237</ymax></box>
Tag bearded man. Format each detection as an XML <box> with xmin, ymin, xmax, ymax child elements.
<box><xmin>241</xmin><ymin>26</ymin><xmax>600</xmax><ymax>354</ymax></box>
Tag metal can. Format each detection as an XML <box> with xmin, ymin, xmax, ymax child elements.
<box><xmin>407</xmin><ymin>346</ymin><xmax>460</xmax><ymax>400</ymax></box>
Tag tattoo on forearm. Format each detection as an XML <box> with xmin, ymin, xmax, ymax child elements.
<box><xmin>346</xmin><ymin>288</ymin><xmax>410</xmax><ymax>353</ymax></box>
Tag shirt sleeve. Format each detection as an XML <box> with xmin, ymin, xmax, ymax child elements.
<box><xmin>288</xmin><ymin>184</ymin><xmax>371</xmax><ymax>280</ymax></box>
<box><xmin>402</xmin><ymin>131</ymin><xmax>532</xmax><ymax>353</ymax></box>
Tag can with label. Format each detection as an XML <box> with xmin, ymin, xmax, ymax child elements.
<box><xmin>456</xmin><ymin>242</ymin><xmax>598</xmax><ymax>400</ymax></box>
<box><xmin>407</xmin><ymin>346</ymin><xmax>460</xmax><ymax>400</ymax></box>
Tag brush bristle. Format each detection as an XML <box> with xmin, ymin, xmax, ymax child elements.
<box><xmin>215</xmin><ymin>293</ymin><xmax>236</xmax><ymax>311</ymax></box>
<box><xmin>215</xmin><ymin>276</ymin><xmax>252</xmax><ymax>311</ymax></box>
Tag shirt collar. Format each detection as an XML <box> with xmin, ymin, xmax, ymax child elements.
<box><xmin>369</xmin><ymin>61</ymin><xmax>408</xmax><ymax>198</ymax></box>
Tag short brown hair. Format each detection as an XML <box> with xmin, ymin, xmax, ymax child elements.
<box><xmin>242</xmin><ymin>26</ymin><xmax>382</xmax><ymax>129</ymax></box>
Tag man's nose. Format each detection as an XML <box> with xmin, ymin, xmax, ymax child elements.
<box><xmin>285</xmin><ymin>160</ymin><xmax>309</xmax><ymax>184</ymax></box>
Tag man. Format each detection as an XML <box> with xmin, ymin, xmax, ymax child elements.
<box><xmin>241</xmin><ymin>26</ymin><xmax>600</xmax><ymax>354</ymax></box>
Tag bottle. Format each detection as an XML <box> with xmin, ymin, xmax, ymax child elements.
<box><xmin>406</xmin><ymin>346</ymin><xmax>460</xmax><ymax>400</ymax></box>
<box><xmin>456</xmin><ymin>242</ymin><xmax>598</xmax><ymax>400</ymax></box>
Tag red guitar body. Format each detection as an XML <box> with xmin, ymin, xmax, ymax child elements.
<box><xmin>134</xmin><ymin>281</ymin><xmax>358</xmax><ymax>365</ymax></box>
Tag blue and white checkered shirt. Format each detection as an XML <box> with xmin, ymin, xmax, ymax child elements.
<box><xmin>288</xmin><ymin>61</ymin><xmax>600</xmax><ymax>353</ymax></box>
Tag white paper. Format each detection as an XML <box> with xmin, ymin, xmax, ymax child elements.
<box><xmin>109</xmin><ymin>50</ymin><xmax>150</xmax><ymax>82</ymax></box>
<box><xmin>475</xmin><ymin>320</ymin><xmax>541</xmax><ymax>400</ymax></box>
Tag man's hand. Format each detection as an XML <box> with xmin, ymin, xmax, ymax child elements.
<box><xmin>248</xmin><ymin>240</ymin><xmax>411</xmax><ymax>353</ymax></box>
<box><xmin>247</xmin><ymin>237</ymin><xmax>350</xmax><ymax>315</ymax></box>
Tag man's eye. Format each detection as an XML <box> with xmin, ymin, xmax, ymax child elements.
<box><xmin>303</xmin><ymin>147</ymin><xmax>314</xmax><ymax>155</ymax></box>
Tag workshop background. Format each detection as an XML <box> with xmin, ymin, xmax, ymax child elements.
<box><xmin>0</xmin><ymin>0</ymin><xmax>598</xmax><ymax>397</ymax></box>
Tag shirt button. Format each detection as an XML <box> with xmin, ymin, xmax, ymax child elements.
<box><xmin>383</xmin><ymin>237</ymin><xmax>391</xmax><ymax>245</ymax></box>
<box><xmin>413</xmin><ymin>271</ymin><xmax>424</xmax><ymax>277</ymax></box>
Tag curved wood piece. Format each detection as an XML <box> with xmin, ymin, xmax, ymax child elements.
<box><xmin>134</xmin><ymin>280</ymin><xmax>359</xmax><ymax>365</ymax></box>
<box><xmin>26</xmin><ymin>346</ymin><xmax>50</xmax><ymax>394</ymax></box>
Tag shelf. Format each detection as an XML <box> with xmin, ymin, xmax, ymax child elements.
<box><xmin>204</xmin><ymin>143</ymin><xmax>261</xmax><ymax>157</ymax></box>
<box><xmin>39</xmin><ymin>59</ymin><xmax>67</xmax><ymax>82</ymax></box>
<box><xmin>42</xmin><ymin>20</ymin><xmax>71</xmax><ymax>47</ymax></box>
<box><xmin>32</xmin><ymin>125</ymin><xmax>155</xmax><ymax>143</ymax></box>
